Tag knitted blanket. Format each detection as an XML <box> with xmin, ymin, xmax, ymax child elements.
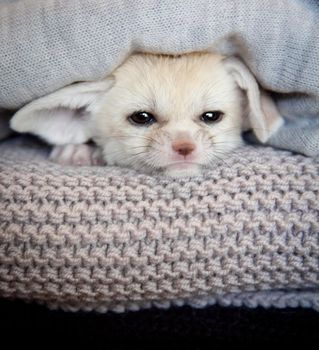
<box><xmin>1</xmin><ymin>137</ymin><xmax>318</xmax><ymax>312</ymax></box>
<box><xmin>1</xmin><ymin>0</ymin><xmax>319</xmax><ymax>156</ymax></box>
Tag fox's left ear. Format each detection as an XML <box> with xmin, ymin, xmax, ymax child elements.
<box><xmin>223</xmin><ymin>57</ymin><xmax>284</xmax><ymax>143</ymax></box>
<box><xmin>10</xmin><ymin>78</ymin><xmax>114</xmax><ymax>145</ymax></box>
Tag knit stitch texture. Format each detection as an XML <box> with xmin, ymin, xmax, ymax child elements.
<box><xmin>0</xmin><ymin>137</ymin><xmax>318</xmax><ymax>312</ymax></box>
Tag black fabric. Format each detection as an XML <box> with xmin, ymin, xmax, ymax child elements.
<box><xmin>0</xmin><ymin>298</ymin><xmax>319</xmax><ymax>344</ymax></box>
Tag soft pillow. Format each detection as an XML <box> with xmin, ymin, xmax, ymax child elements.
<box><xmin>0</xmin><ymin>137</ymin><xmax>318</xmax><ymax>312</ymax></box>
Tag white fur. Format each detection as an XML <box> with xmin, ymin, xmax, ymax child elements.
<box><xmin>49</xmin><ymin>144</ymin><xmax>105</xmax><ymax>166</ymax></box>
<box><xmin>10</xmin><ymin>52</ymin><xmax>283</xmax><ymax>177</ymax></box>
<box><xmin>10</xmin><ymin>80</ymin><xmax>114</xmax><ymax>144</ymax></box>
<box><xmin>223</xmin><ymin>57</ymin><xmax>284</xmax><ymax>142</ymax></box>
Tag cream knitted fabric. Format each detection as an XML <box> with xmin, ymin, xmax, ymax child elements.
<box><xmin>0</xmin><ymin>137</ymin><xmax>318</xmax><ymax>312</ymax></box>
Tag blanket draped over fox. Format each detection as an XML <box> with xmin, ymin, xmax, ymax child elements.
<box><xmin>0</xmin><ymin>0</ymin><xmax>319</xmax><ymax>155</ymax></box>
<box><xmin>0</xmin><ymin>0</ymin><xmax>318</xmax><ymax>313</ymax></box>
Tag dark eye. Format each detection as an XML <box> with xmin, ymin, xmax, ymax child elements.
<box><xmin>128</xmin><ymin>111</ymin><xmax>156</xmax><ymax>126</ymax></box>
<box><xmin>200</xmin><ymin>111</ymin><xmax>224</xmax><ymax>124</ymax></box>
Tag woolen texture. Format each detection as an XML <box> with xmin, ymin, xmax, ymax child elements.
<box><xmin>0</xmin><ymin>0</ymin><xmax>319</xmax><ymax>155</ymax></box>
<box><xmin>0</xmin><ymin>137</ymin><xmax>318</xmax><ymax>312</ymax></box>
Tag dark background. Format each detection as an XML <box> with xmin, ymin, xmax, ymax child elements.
<box><xmin>1</xmin><ymin>298</ymin><xmax>318</xmax><ymax>345</ymax></box>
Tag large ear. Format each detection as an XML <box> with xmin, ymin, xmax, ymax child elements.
<box><xmin>10</xmin><ymin>78</ymin><xmax>114</xmax><ymax>145</ymax></box>
<box><xmin>223</xmin><ymin>57</ymin><xmax>284</xmax><ymax>143</ymax></box>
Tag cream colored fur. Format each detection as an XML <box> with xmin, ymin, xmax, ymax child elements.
<box><xmin>10</xmin><ymin>52</ymin><xmax>283</xmax><ymax>177</ymax></box>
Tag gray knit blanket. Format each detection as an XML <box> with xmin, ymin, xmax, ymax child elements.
<box><xmin>0</xmin><ymin>137</ymin><xmax>318</xmax><ymax>312</ymax></box>
<box><xmin>0</xmin><ymin>0</ymin><xmax>319</xmax><ymax>155</ymax></box>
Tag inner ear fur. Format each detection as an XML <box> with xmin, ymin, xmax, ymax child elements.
<box><xmin>223</xmin><ymin>57</ymin><xmax>284</xmax><ymax>143</ymax></box>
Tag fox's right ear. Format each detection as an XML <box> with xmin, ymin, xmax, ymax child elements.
<box><xmin>223</xmin><ymin>57</ymin><xmax>284</xmax><ymax>143</ymax></box>
<box><xmin>10</xmin><ymin>78</ymin><xmax>115</xmax><ymax>145</ymax></box>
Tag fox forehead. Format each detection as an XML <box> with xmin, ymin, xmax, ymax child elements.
<box><xmin>106</xmin><ymin>52</ymin><xmax>240</xmax><ymax>121</ymax></box>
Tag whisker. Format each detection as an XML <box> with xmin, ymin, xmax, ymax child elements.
<box><xmin>101</xmin><ymin>132</ymin><xmax>162</xmax><ymax>146</ymax></box>
<box><xmin>129</xmin><ymin>145</ymin><xmax>152</xmax><ymax>150</ymax></box>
